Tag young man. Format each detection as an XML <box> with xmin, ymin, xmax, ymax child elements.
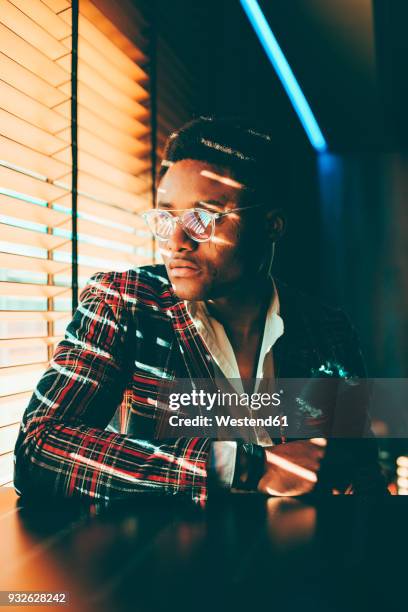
<box><xmin>14</xmin><ymin>117</ymin><xmax>386</xmax><ymax>503</ymax></box>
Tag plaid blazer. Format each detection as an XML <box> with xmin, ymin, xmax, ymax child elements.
<box><xmin>14</xmin><ymin>264</ymin><xmax>384</xmax><ymax>504</ymax></box>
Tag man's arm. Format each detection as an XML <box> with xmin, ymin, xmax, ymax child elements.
<box><xmin>13</xmin><ymin>272</ymin><xmax>210</xmax><ymax>504</ymax></box>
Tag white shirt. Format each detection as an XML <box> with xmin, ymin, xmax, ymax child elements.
<box><xmin>184</xmin><ymin>278</ymin><xmax>284</xmax><ymax>488</ymax></box>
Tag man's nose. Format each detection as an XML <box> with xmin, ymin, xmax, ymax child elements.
<box><xmin>167</xmin><ymin>220</ymin><xmax>196</xmax><ymax>252</ymax></box>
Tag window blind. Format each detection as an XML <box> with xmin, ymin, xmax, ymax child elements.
<box><xmin>0</xmin><ymin>0</ymin><xmax>153</xmax><ymax>487</ymax></box>
<box><xmin>0</xmin><ymin>0</ymin><xmax>73</xmax><ymax>487</ymax></box>
<box><xmin>60</xmin><ymin>0</ymin><xmax>153</xmax><ymax>288</ymax></box>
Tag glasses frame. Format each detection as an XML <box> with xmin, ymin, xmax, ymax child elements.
<box><xmin>140</xmin><ymin>203</ymin><xmax>264</xmax><ymax>243</ymax></box>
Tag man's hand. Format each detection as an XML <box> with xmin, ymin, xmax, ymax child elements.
<box><xmin>257</xmin><ymin>438</ymin><xmax>327</xmax><ymax>496</ymax></box>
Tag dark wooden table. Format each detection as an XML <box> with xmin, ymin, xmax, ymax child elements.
<box><xmin>0</xmin><ymin>488</ymin><xmax>406</xmax><ymax>612</ymax></box>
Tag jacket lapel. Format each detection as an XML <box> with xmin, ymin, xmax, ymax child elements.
<box><xmin>166</xmin><ymin>286</ymin><xmax>217</xmax><ymax>382</ymax></box>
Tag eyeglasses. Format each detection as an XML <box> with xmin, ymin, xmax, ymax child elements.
<box><xmin>141</xmin><ymin>204</ymin><xmax>264</xmax><ymax>243</ymax></box>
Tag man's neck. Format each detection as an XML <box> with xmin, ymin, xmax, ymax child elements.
<box><xmin>206</xmin><ymin>274</ymin><xmax>273</xmax><ymax>346</ymax></box>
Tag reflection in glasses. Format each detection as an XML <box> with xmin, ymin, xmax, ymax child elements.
<box><xmin>141</xmin><ymin>203</ymin><xmax>264</xmax><ymax>244</ymax></box>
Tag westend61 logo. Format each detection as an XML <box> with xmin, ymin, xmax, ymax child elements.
<box><xmin>167</xmin><ymin>389</ymin><xmax>282</xmax><ymax>411</ymax></box>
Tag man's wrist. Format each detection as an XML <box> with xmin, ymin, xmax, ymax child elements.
<box><xmin>232</xmin><ymin>442</ymin><xmax>265</xmax><ymax>491</ymax></box>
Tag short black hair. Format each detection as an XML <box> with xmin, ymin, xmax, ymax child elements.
<box><xmin>159</xmin><ymin>116</ymin><xmax>288</xmax><ymax>209</ymax></box>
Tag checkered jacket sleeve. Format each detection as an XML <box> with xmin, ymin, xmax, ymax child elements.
<box><xmin>13</xmin><ymin>272</ymin><xmax>211</xmax><ymax>504</ymax></box>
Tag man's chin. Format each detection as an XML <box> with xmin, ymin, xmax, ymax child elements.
<box><xmin>168</xmin><ymin>277</ymin><xmax>209</xmax><ymax>301</ymax></box>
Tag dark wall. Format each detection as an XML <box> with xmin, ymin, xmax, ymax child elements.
<box><xmin>317</xmin><ymin>154</ymin><xmax>408</xmax><ymax>376</ymax></box>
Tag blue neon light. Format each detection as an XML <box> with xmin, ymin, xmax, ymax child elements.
<box><xmin>240</xmin><ymin>0</ymin><xmax>327</xmax><ymax>152</ymax></box>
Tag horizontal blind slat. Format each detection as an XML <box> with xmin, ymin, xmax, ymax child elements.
<box><xmin>0</xmin><ymin>423</ymin><xmax>21</xmax><ymax>454</ymax></box>
<box><xmin>0</xmin><ymin>0</ymin><xmax>68</xmax><ymax>60</ymax></box>
<box><xmin>0</xmin><ymin>452</ymin><xmax>14</xmax><ymax>486</ymax></box>
<box><xmin>57</xmin><ymin>97</ymin><xmax>148</xmax><ymax>139</ymax></box>
<box><xmin>58</xmin><ymin>172</ymin><xmax>148</xmax><ymax>210</ymax></box>
<box><xmin>77</xmin><ymin>241</ymin><xmax>146</xmax><ymax>264</ymax></box>
<box><xmin>0</xmin><ymin>223</ymin><xmax>69</xmax><ymax>251</ymax></box>
<box><xmin>0</xmin><ymin>52</ymin><xmax>68</xmax><ymax>108</ymax></box>
<box><xmin>41</xmin><ymin>0</ymin><xmax>72</xmax><ymax>13</ymax></box>
<box><xmin>0</xmin><ymin>319</ymin><xmax>69</xmax><ymax>341</ymax></box>
<box><xmin>0</xmin><ymin>108</ymin><xmax>68</xmax><ymax>155</ymax></box>
<box><xmin>76</xmin><ymin>220</ymin><xmax>144</xmax><ymax>248</ymax></box>
<box><xmin>61</xmin><ymin>10</ymin><xmax>148</xmax><ymax>75</ymax></box>
<box><xmin>58</xmin><ymin>80</ymin><xmax>148</xmax><ymax>126</ymax></box>
<box><xmin>78</xmin><ymin>256</ymin><xmax>152</xmax><ymax>277</ymax></box>
<box><xmin>61</xmin><ymin>34</ymin><xmax>147</xmax><ymax>92</ymax></box>
<box><xmin>58</xmin><ymin>127</ymin><xmax>150</xmax><ymax>165</ymax></box>
<box><xmin>1</xmin><ymin>213</ymin><xmax>141</xmax><ymax>253</ymax></box>
<box><xmin>56</xmin><ymin>193</ymin><xmax>147</xmax><ymax>228</ymax></box>
<box><xmin>0</xmin><ymin>363</ymin><xmax>48</xmax><ymax>397</ymax></box>
<box><xmin>74</xmin><ymin>172</ymin><xmax>147</xmax><ymax>209</ymax></box>
<box><xmin>0</xmin><ymin>136</ymin><xmax>70</xmax><ymax>182</ymax></box>
<box><xmin>0</xmin><ymin>311</ymin><xmax>70</xmax><ymax>322</ymax></box>
<box><xmin>0</xmin><ymin>23</ymin><xmax>68</xmax><ymax>86</ymax></box>
<box><xmin>53</xmin><ymin>148</ymin><xmax>149</xmax><ymax>192</ymax></box>
<box><xmin>0</xmin><ymin>194</ymin><xmax>70</xmax><ymax>226</ymax></box>
<box><xmin>1</xmin><ymin>224</ymin><xmax>148</xmax><ymax>259</ymax></box>
<box><xmin>0</xmin><ymin>391</ymin><xmax>32</xmax><ymax>427</ymax></box>
<box><xmin>3</xmin><ymin>230</ymin><xmax>146</xmax><ymax>261</ymax></box>
<box><xmin>0</xmin><ymin>336</ymin><xmax>62</xmax><ymax>350</ymax></box>
<box><xmin>0</xmin><ymin>166</ymin><xmax>68</xmax><ymax>202</ymax></box>
<box><xmin>0</xmin><ymin>81</ymin><xmax>69</xmax><ymax>134</ymax></box>
<box><xmin>0</xmin><ymin>282</ymin><xmax>72</xmax><ymax>298</ymax></box>
<box><xmin>0</xmin><ymin>253</ymin><xmax>70</xmax><ymax>276</ymax></box>
<box><xmin>54</xmin><ymin>100</ymin><xmax>149</xmax><ymax>153</ymax></box>
<box><xmin>56</xmin><ymin>55</ymin><xmax>148</xmax><ymax>112</ymax></box>
<box><xmin>9</xmin><ymin>0</ymin><xmax>71</xmax><ymax>41</ymax></box>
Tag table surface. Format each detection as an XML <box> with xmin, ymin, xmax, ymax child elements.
<box><xmin>0</xmin><ymin>488</ymin><xmax>406</xmax><ymax>612</ymax></box>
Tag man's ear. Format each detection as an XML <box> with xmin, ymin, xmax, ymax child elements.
<box><xmin>265</xmin><ymin>209</ymin><xmax>286</xmax><ymax>241</ymax></box>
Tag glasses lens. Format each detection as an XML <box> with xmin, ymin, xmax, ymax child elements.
<box><xmin>146</xmin><ymin>211</ymin><xmax>174</xmax><ymax>240</ymax></box>
<box><xmin>182</xmin><ymin>209</ymin><xmax>213</xmax><ymax>241</ymax></box>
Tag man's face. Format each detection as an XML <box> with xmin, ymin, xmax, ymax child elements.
<box><xmin>157</xmin><ymin>159</ymin><xmax>268</xmax><ymax>301</ymax></box>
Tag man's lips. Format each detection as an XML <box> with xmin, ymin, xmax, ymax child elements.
<box><xmin>168</xmin><ymin>259</ymin><xmax>201</xmax><ymax>278</ymax></box>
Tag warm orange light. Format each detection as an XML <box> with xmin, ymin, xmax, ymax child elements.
<box><xmin>0</xmin><ymin>0</ymin><xmax>153</xmax><ymax>488</ymax></box>
<box><xmin>0</xmin><ymin>53</ymin><xmax>67</xmax><ymax>108</ymax></box>
<box><xmin>0</xmin><ymin>166</ymin><xmax>68</xmax><ymax>202</ymax></box>
<box><xmin>8</xmin><ymin>0</ymin><xmax>71</xmax><ymax>41</ymax></box>
<box><xmin>1</xmin><ymin>253</ymin><xmax>69</xmax><ymax>276</ymax></box>
<box><xmin>200</xmin><ymin>169</ymin><xmax>245</xmax><ymax>190</ymax></box>
<box><xmin>0</xmin><ymin>22</ymin><xmax>67</xmax><ymax>87</ymax></box>
<box><xmin>0</xmin><ymin>108</ymin><xmax>67</xmax><ymax>156</ymax></box>
<box><xmin>0</xmin><ymin>0</ymin><xmax>67</xmax><ymax>60</ymax></box>
<box><xmin>57</xmin><ymin>126</ymin><xmax>149</xmax><ymax>170</ymax></box>
<box><xmin>310</xmin><ymin>437</ymin><xmax>327</xmax><ymax>447</ymax></box>
<box><xmin>264</xmin><ymin>449</ymin><xmax>318</xmax><ymax>484</ymax></box>
<box><xmin>0</xmin><ymin>282</ymin><xmax>71</xmax><ymax>298</ymax></box>
<box><xmin>267</xmin><ymin>498</ymin><xmax>317</xmax><ymax>547</ymax></box>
